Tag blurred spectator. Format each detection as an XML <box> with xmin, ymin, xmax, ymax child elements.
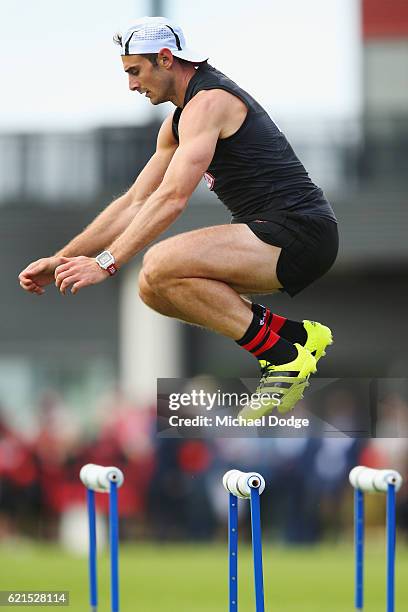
<box><xmin>0</xmin><ymin>383</ymin><xmax>408</xmax><ymax>544</ymax></box>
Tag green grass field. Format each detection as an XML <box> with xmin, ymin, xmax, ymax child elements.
<box><xmin>1</xmin><ymin>542</ymin><xmax>407</xmax><ymax>611</ymax></box>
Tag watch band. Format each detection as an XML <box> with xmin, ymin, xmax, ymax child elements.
<box><xmin>106</xmin><ymin>263</ymin><xmax>118</xmax><ymax>276</ymax></box>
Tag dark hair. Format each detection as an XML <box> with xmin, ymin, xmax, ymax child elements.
<box><xmin>140</xmin><ymin>53</ymin><xmax>159</xmax><ymax>66</ymax></box>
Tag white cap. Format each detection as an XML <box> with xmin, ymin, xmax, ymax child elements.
<box><xmin>115</xmin><ymin>17</ymin><xmax>208</xmax><ymax>64</ymax></box>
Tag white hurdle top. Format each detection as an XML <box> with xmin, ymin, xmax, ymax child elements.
<box><xmin>223</xmin><ymin>469</ymin><xmax>265</xmax><ymax>499</ymax></box>
<box><xmin>80</xmin><ymin>464</ymin><xmax>125</xmax><ymax>493</ymax></box>
<box><xmin>349</xmin><ymin>466</ymin><xmax>403</xmax><ymax>493</ymax></box>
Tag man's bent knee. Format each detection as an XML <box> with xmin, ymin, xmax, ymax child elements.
<box><xmin>142</xmin><ymin>244</ymin><xmax>173</xmax><ymax>291</ymax></box>
<box><xmin>138</xmin><ymin>269</ymin><xmax>158</xmax><ymax>308</ymax></box>
<box><xmin>138</xmin><ymin>269</ymin><xmax>176</xmax><ymax>317</ymax></box>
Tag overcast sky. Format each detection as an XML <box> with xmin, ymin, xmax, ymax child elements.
<box><xmin>0</xmin><ymin>0</ymin><xmax>362</xmax><ymax>132</ymax></box>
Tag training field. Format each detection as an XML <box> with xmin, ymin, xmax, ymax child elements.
<box><xmin>1</xmin><ymin>542</ymin><xmax>408</xmax><ymax>611</ymax></box>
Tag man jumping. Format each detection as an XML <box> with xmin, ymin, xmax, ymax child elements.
<box><xmin>18</xmin><ymin>17</ymin><xmax>338</xmax><ymax>414</ymax></box>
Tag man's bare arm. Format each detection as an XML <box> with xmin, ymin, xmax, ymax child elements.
<box><xmin>56</xmin><ymin>114</ymin><xmax>178</xmax><ymax>258</ymax></box>
<box><xmin>51</xmin><ymin>91</ymin><xmax>229</xmax><ymax>296</ymax></box>
<box><xmin>19</xmin><ymin>113</ymin><xmax>178</xmax><ymax>294</ymax></box>
<box><xmin>107</xmin><ymin>91</ymin><xmax>227</xmax><ymax>266</ymax></box>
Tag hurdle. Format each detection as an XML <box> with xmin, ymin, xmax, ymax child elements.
<box><xmin>80</xmin><ymin>464</ymin><xmax>125</xmax><ymax>612</ymax></box>
<box><xmin>223</xmin><ymin>469</ymin><xmax>266</xmax><ymax>612</ymax></box>
<box><xmin>349</xmin><ymin>466</ymin><xmax>403</xmax><ymax>612</ymax></box>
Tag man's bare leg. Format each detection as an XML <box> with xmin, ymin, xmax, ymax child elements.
<box><xmin>139</xmin><ymin>270</ymin><xmax>196</xmax><ymax>323</ymax></box>
<box><xmin>140</xmin><ymin>224</ymin><xmax>321</xmax><ymax>415</ymax></box>
<box><xmin>141</xmin><ymin>224</ymin><xmax>283</xmax><ymax>340</ymax></box>
<box><xmin>149</xmin><ymin>276</ymin><xmax>255</xmax><ymax>339</ymax></box>
<box><xmin>139</xmin><ymin>270</ymin><xmax>254</xmax><ymax>334</ymax></box>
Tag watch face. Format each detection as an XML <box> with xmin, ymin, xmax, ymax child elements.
<box><xmin>98</xmin><ymin>251</ymin><xmax>112</xmax><ymax>265</ymax></box>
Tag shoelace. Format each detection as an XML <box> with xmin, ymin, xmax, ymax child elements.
<box><xmin>259</xmin><ymin>363</ymin><xmax>272</xmax><ymax>387</ymax></box>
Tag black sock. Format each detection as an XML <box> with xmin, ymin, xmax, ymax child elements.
<box><xmin>237</xmin><ymin>313</ymin><xmax>297</xmax><ymax>365</ymax></box>
<box><xmin>251</xmin><ymin>303</ymin><xmax>307</xmax><ymax>345</ymax></box>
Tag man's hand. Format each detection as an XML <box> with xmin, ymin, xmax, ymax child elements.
<box><xmin>54</xmin><ymin>256</ymin><xmax>109</xmax><ymax>295</ymax></box>
<box><xmin>19</xmin><ymin>256</ymin><xmax>64</xmax><ymax>295</ymax></box>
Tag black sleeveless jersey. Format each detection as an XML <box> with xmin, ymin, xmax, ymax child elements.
<box><xmin>172</xmin><ymin>63</ymin><xmax>336</xmax><ymax>223</ymax></box>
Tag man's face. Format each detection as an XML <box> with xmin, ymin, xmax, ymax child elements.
<box><xmin>121</xmin><ymin>54</ymin><xmax>173</xmax><ymax>105</ymax></box>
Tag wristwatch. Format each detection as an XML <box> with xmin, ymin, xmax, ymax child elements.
<box><xmin>95</xmin><ymin>250</ymin><xmax>118</xmax><ymax>276</ymax></box>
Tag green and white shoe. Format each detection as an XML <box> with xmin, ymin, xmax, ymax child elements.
<box><xmin>239</xmin><ymin>344</ymin><xmax>317</xmax><ymax>419</ymax></box>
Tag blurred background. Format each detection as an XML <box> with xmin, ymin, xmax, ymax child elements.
<box><xmin>1</xmin><ymin>0</ymin><xmax>408</xmax><ymax>609</ymax></box>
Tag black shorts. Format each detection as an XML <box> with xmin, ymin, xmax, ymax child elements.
<box><xmin>244</xmin><ymin>212</ymin><xmax>339</xmax><ymax>296</ymax></box>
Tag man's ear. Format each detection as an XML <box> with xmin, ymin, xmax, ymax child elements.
<box><xmin>158</xmin><ymin>48</ymin><xmax>174</xmax><ymax>68</ymax></box>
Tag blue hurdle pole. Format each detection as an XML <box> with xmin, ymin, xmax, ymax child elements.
<box><xmin>355</xmin><ymin>488</ymin><xmax>364</xmax><ymax>610</ymax></box>
<box><xmin>109</xmin><ymin>481</ymin><xmax>119</xmax><ymax>612</ymax></box>
<box><xmin>87</xmin><ymin>489</ymin><xmax>98</xmax><ymax>612</ymax></box>
<box><xmin>386</xmin><ymin>483</ymin><xmax>396</xmax><ymax>612</ymax></box>
<box><xmin>228</xmin><ymin>492</ymin><xmax>238</xmax><ymax>612</ymax></box>
<box><xmin>250</xmin><ymin>487</ymin><xmax>265</xmax><ymax>612</ymax></box>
